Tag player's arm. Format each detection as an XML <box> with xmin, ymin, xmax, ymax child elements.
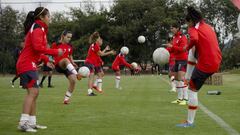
<box><xmin>120</xmin><ymin>57</ymin><xmax>132</xmax><ymax>69</ymax></box>
<box><xmin>32</xmin><ymin>29</ymin><xmax>62</xmax><ymax>56</ymax></box>
<box><xmin>69</xmin><ymin>55</ymin><xmax>78</xmax><ymax>68</ymax></box>
<box><xmin>186</xmin><ymin>28</ymin><xmax>198</xmax><ymax>51</ymax></box>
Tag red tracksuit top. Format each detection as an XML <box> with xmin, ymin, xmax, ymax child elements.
<box><xmin>52</xmin><ymin>42</ymin><xmax>73</xmax><ymax>65</ymax></box>
<box><xmin>166</xmin><ymin>47</ymin><xmax>175</xmax><ymax>65</ymax></box>
<box><xmin>171</xmin><ymin>32</ymin><xmax>188</xmax><ymax>61</ymax></box>
<box><xmin>16</xmin><ymin>20</ymin><xmax>59</xmax><ymax>75</ymax></box>
<box><xmin>112</xmin><ymin>53</ymin><xmax>132</xmax><ymax>70</ymax></box>
<box><xmin>85</xmin><ymin>42</ymin><xmax>101</xmax><ymax>67</ymax></box>
<box><xmin>187</xmin><ymin>21</ymin><xmax>222</xmax><ymax>73</ymax></box>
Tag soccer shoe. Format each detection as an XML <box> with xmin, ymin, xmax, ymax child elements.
<box><xmin>48</xmin><ymin>85</ymin><xmax>54</xmax><ymax>88</ymax></box>
<box><xmin>169</xmin><ymin>88</ymin><xmax>176</xmax><ymax>92</ymax></box>
<box><xmin>30</xmin><ymin>124</ymin><xmax>47</xmax><ymax>129</ymax></box>
<box><xmin>18</xmin><ymin>121</ymin><xmax>37</xmax><ymax>132</ymax></box>
<box><xmin>176</xmin><ymin>121</ymin><xmax>194</xmax><ymax>128</ymax></box>
<box><xmin>88</xmin><ymin>92</ymin><xmax>97</xmax><ymax>96</ymax></box>
<box><xmin>11</xmin><ymin>81</ymin><xmax>14</xmax><ymax>88</ymax></box>
<box><xmin>171</xmin><ymin>99</ymin><xmax>181</xmax><ymax>104</ymax></box>
<box><xmin>63</xmin><ymin>99</ymin><xmax>70</xmax><ymax>104</ymax></box>
<box><xmin>179</xmin><ymin>100</ymin><xmax>187</xmax><ymax>105</ymax></box>
<box><xmin>116</xmin><ymin>86</ymin><xmax>122</xmax><ymax>90</ymax></box>
<box><xmin>92</xmin><ymin>86</ymin><xmax>103</xmax><ymax>93</ymax></box>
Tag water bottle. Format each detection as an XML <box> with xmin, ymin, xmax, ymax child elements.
<box><xmin>207</xmin><ymin>90</ymin><xmax>221</xmax><ymax>95</ymax></box>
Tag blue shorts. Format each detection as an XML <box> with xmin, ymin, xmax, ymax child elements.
<box><xmin>189</xmin><ymin>68</ymin><xmax>213</xmax><ymax>91</ymax></box>
<box><xmin>85</xmin><ymin>62</ymin><xmax>103</xmax><ymax>74</ymax></box>
<box><xmin>55</xmin><ymin>64</ymin><xmax>73</xmax><ymax>77</ymax></box>
<box><xmin>173</xmin><ymin>60</ymin><xmax>187</xmax><ymax>72</ymax></box>
<box><xmin>42</xmin><ymin>64</ymin><xmax>53</xmax><ymax>72</ymax></box>
<box><xmin>19</xmin><ymin>71</ymin><xmax>39</xmax><ymax>89</ymax></box>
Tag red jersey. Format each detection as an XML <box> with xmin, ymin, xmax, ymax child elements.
<box><xmin>16</xmin><ymin>20</ymin><xmax>59</xmax><ymax>75</ymax></box>
<box><xmin>85</xmin><ymin>43</ymin><xmax>101</xmax><ymax>66</ymax></box>
<box><xmin>171</xmin><ymin>32</ymin><xmax>188</xmax><ymax>60</ymax></box>
<box><xmin>112</xmin><ymin>53</ymin><xmax>132</xmax><ymax>70</ymax></box>
<box><xmin>166</xmin><ymin>47</ymin><xmax>175</xmax><ymax>65</ymax></box>
<box><xmin>52</xmin><ymin>42</ymin><xmax>73</xmax><ymax>65</ymax></box>
<box><xmin>187</xmin><ymin>21</ymin><xmax>222</xmax><ymax>73</ymax></box>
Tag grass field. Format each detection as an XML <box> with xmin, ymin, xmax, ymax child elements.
<box><xmin>0</xmin><ymin>74</ymin><xmax>239</xmax><ymax>135</ymax></box>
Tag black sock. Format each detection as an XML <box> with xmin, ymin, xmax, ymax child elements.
<box><xmin>12</xmin><ymin>76</ymin><xmax>19</xmax><ymax>84</ymax></box>
<box><xmin>48</xmin><ymin>76</ymin><xmax>52</xmax><ymax>86</ymax></box>
<box><xmin>40</xmin><ymin>76</ymin><xmax>46</xmax><ymax>85</ymax></box>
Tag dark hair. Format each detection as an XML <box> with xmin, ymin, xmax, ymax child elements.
<box><xmin>89</xmin><ymin>31</ymin><xmax>100</xmax><ymax>44</ymax></box>
<box><xmin>171</xmin><ymin>22</ymin><xmax>181</xmax><ymax>29</ymax></box>
<box><xmin>61</xmin><ymin>30</ymin><xmax>72</xmax><ymax>36</ymax></box>
<box><xmin>23</xmin><ymin>7</ymin><xmax>49</xmax><ymax>35</ymax></box>
<box><xmin>185</xmin><ymin>6</ymin><xmax>203</xmax><ymax>25</ymax></box>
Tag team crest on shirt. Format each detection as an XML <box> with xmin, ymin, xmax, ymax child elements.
<box><xmin>68</xmin><ymin>48</ymin><xmax>71</xmax><ymax>52</ymax></box>
<box><xmin>32</xmin><ymin>62</ymin><xmax>36</xmax><ymax>68</ymax></box>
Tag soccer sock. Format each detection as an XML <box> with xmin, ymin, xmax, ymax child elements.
<box><xmin>40</xmin><ymin>76</ymin><xmax>46</xmax><ymax>85</ymax></box>
<box><xmin>12</xmin><ymin>76</ymin><xmax>18</xmax><ymax>84</ymax></box>
<box><xmin>176</xmin><ymin>81</ymin><xmax>183</xmax><ymax>100</ymax></box>
<box><xmin>64</xmin><ymin>90</ymin><xmax>72</xmax><ymax>101</ymax></box>
<box><xmin>93</xmin><ymin>79</ymin><xmax>98</xmax><ymax>87</ymax></box>
<box><xmin>170</xmin><ymin>76</ymin><xmax>176</xmax><ymax>90</ymax></box>
<box><xmin>187</xmin><ymin>90</ymin><xmax>198</xmax><ymax>124</ymax></box>
<box><xmin>66</xmin><ymin>64</ymin><xmax>77</xmax><ymax>75</ymax></box>
<box><xmin>97</xmin><ymin>79</ymin><xmax>103</xmax><ymax>90</ymax></box>
<box><xmin>20</xmin><ymin>114</ymin><xmax>29</xmax><ymax>124</ymax></box>
<box><xmin>88</xmin><ymin>89</ymin><xmax>93</xmax><ymax>94</ymax></box>
<box><xmin>181</xmin><ymin>80</ymin><xmax>188</xmax><ymax>100</ymax></box>
<box><xmin>115</xmin><ymin>76</ymin><xmax>121</xmax><ymax>88</ymax></box>
<box><xmin>29</xmin><ymin>116</ymin><xmax>36</xmax><ymax>125</ymax></box>
<box><xmin>48</xmin><ymin>76</ymin><xmax>52</xmax><ymax>86</ymax></box>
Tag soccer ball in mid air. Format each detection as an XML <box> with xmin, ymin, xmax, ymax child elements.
<box><xmin>120</xmin><ymin>46</ymin><xmax>129</xmax><ymax>55</ymax></box>
<box><xmin>152</xmin><ymin>47</ymin><xmax>170</xmax><ymax>65</ymax></box>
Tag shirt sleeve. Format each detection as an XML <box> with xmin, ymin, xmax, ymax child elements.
<box><xmin>120</xmin><ymin>56</ymin><xmax>132</xmax><ymax>68</ymax></box>
<box><xmin>172</xmin><ymin>36</ymin><xmax>188</xmax><ymax>52</ymax></box>
<box><xmin>187</xmin><ymin>28</ymin><xmax>198</xmax><ymax>51</ymax></box>
<box><xmin>32</xmin><ymin>28</ymin><xmax>59</xmax><ymax>56</ymax></box>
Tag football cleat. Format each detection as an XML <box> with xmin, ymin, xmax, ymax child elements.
<box><xmin>63</xmin><ymin>99</ymin><xmax>70</xmax><ymax>104</ymax></box>
<box><xmin>171</xmin><ymin>99</ymin><xmax>181</xmax><ymax>104</ymax></box>
<box><xmin>88</xmin><ymin>92</ymin><xmax>97</xmax><ymax>96</ymax></box>
<box><xmin>18</xmin><ymin>121</ymin><xmax>37</xmax><ymax>132</ymax></box>
<box><xmin>176</xmin><ymin>121</ymin><xmax>194</xmax><ymax>128</ymax></box>
<box><xmin>92</xmin><ymin>86</ymin><xmax>103</xmax><ymax>93</ymax></box>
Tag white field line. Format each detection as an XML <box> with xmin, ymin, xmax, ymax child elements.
<box><xmin>159</xmin><ymin>76</ymin><xmax>240</xmax><ymax>135</ymax></box>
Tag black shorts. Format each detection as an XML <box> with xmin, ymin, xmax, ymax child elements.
<box><xmin>55</xmin><ymin>65</ymin><xmax>73</xmax><ymax>77</ymax></box>
<box><xmin>42</xmin><ymin>64</ymin><xmax>53</xmax><ymax>72</ymax></box>
<box><xmin>19</xmin><ymin>71</ymin><xmax>39</xmax><ymax>89</ymax></box>
<box><xmin>189</xmin><ymin>68</ymin><xmax>213</xmax><ymax>91</ymax></box>
<box><xmin>173</xmin><ymin>60</ymin><xmax>187</xmax><ymax>72</ymax></box>
<box><xmin>85</xmin><ymin>62</ymin><xmax>103</xmax><ymax>74</ymax></box>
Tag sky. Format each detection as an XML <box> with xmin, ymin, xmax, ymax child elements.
<box><xmin>1</xmin><ymin>0</ymin><xmax>114</xmax><ymax>13</ymax></box>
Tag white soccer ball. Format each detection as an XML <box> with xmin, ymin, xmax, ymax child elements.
<box><xmin>120</xmin><ymin>46</ymin><xmax>129</xmax><ymax>55</ymax></box>
<box><xmin>138</xmin><ymin>35</ymin><xmax>146</xmax><ymax>43</ymax></box>
<box><xmin>78</xmin><ymin>66</ymin><xmax>90</xmax><ymax>77</ymax></box>
<box><xmin>152</xmin><ymin>47</ymin><xmax>170</xmax><ymax>65</ymax></box>
<box><xmin>131</xmin><ymin>62</ymin><xmax>138</xmax><ymax>69</ymax></box>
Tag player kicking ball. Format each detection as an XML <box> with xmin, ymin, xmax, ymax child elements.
<box><xmin>176</xmin><ymin>6</ymin><xmax>222</xmax><ymax>128</ymax></box>
<box><xmin>112</xmin><ymin>46</ymin><xmax>136</xmax><ymax>89</ymax></box>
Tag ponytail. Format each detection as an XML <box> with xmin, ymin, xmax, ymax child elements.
<box><xmin>23</xmin><ymin>7</ymin><xmax>49</xmax><ymax>35</ymax></box>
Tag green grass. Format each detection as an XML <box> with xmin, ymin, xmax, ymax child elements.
<box><xmin>0</xmin><ymin>74</ymin><xmax>239</xmax><ymax>135</ymax></box>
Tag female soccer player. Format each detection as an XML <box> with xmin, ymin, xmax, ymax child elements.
<box><xmin>166</xmin><ymin>37</ymin><xmax>176</xmax><ymax>92</ymax></box>
<box><xmin>112</xmin><ymin>47</ymin><xmax>133</xmax><ymax>89</ymax></box>
<box><xmin>176</xmin><ymin>6</ymin><xmax>222</xmax><ymax>127</ymax></box>
<box><xmin>39</xmin><ymin>55</ymin><xmax>54</xmax><ymax>88</ymax></box>
<box><xmin>85</xmin><ymin>32</ymin><xmax>115</xmax><ymax>96</ymax></box>
<box><xmin>52</xmin><ymin>30</ymin><xmax>82</xmax><ymax>104</ymax></box>
<box><xmin>17</xmin><ymin>7</ymin><xmax>63</xmax><ymax>132</ymax></box>
<box><xmin>166</xmin><ymin>23</ymin><xmax>188</xmax><ymax>105</ymax></box>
